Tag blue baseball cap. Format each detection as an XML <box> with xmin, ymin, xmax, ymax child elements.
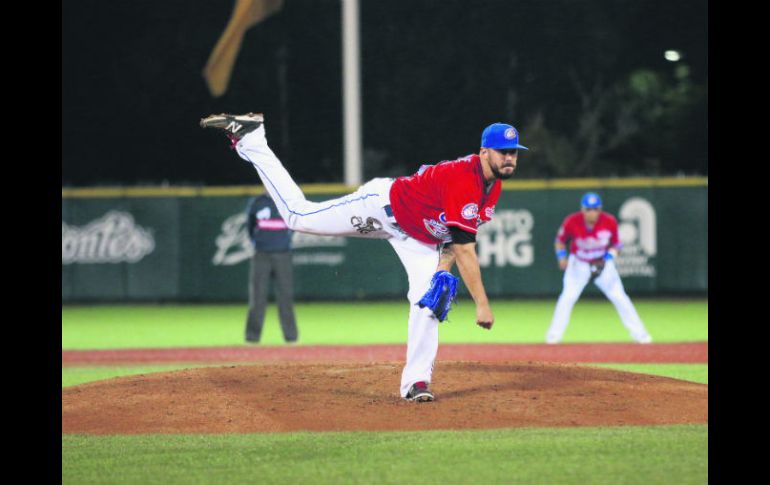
<box><xmin>581</xmin><ymin>192</ymin><xmax>602</xmax><ymax>209</ymax></box>
<box><xmin>481</xmin><ymin>123</ymin><xmax>528</xmax><ymax>150</ymax></box>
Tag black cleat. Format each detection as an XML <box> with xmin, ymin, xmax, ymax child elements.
<box><xmin>200</xmin><ymin>112</ymin><xmax>264</xmax><ymax>147</ymax></box>
<box><xmin>405</xmin><ymin>381</ymin><xmax>434</xmax><ymax>402</ymax></box>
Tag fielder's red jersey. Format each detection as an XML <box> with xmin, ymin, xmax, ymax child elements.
<box><xmin>556</xmin><ymin>211</ymin><xmax>622</xmax><ymax>262</ymax></box>
<box><xmin>389</xmin><ymin>154</ymin><xmax>501</xmax><ymax>244</ymax></box>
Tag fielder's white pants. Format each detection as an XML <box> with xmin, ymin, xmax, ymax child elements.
<box><xmin>546</xmin><ymin>254</ymin><xmax>652</xmax><ymax>343</ymax></box>
<box><xmin>235</xmin><ymin>127</ymin><xmax>440</xmax><ymax>397</ymax></box>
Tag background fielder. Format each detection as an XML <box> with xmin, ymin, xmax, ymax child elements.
<box><xmin>546</xmin><ymin>192</ymin><xmax>653</xmax><ymax>344</ymax></box>
<box><xmin>201</xmin><ymin>113</ymin><xmax>527</xmax><ymax>401</ymax></box>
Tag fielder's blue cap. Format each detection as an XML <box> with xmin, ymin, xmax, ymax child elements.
<box><xmin>581</xmin><ymin>192</ymin><xmax>602</xmax><ymax>209</ymax></box>
<box><xmin>481</xmin><ymin>123</ymin><xmax>528</xmax><ymax>150</ymax></box>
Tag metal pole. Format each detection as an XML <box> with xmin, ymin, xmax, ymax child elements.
<box><xmin>341</xmin><ymin>0</ymin><xmax>362</xmax><ymax>186</ymax></box>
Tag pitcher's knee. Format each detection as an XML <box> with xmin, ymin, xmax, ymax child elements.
<box><xmin>284</xmin><ymin>215</ymin><xmax>301</xmax><ymax>231</ymax></box>
<box><xmin>284</xmin><ymin>211</ymin><xmax>318</xmax><ymax>232</ymax></box>
<box><xmin>407</xmin><ymin>290</ymin><xmax>428</xmax><ymax>306</ymax></box>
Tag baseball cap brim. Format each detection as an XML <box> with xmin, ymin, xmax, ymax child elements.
<box><xmin>485</xmin><ymin>142</ymin><xmax>529</xmax><ymax>150</ymax></box>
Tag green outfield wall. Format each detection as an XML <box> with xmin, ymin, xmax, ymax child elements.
<box><xmin>62</xmin><ymin>178</ymin><xmax>707</xmax><ymax>302</ymax></box>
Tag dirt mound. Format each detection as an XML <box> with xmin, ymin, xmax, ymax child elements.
<box><xmin>61</xmin><ymin>342</ymin><xmax>709</xmax><ymax>366</ymax></box>
<box><xmin>62</xmin><ymin>362</ymin><xmax>708</xmax><ymax>435</ymax></box>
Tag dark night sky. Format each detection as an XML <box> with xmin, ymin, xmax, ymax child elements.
<box><xmin>62</xmin><ymin>0</ymin><xmax>707</xmax><ymax>186</ymax></box>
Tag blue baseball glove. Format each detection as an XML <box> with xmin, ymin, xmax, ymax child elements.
<box><xmin>417</xmin><ymin>271</ymin><xmax>459</xmax><ymax>322</ymax></box>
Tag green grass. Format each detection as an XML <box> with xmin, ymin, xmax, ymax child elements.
<box><xmin>61</xmin><ymin>364</ymin><xmax>221</xmax><ymax>387</ymax></box>
<box><xmin>591</xmin><ymin>364</ymin><xmax>708</xmax><ymax>385</ymax></box>
<box><xmin>62</xmin><ymin>425</ymin><xmax>707</xmax><ymax>485</ymax></box>
<box><xmin>61</xmin><ymin>300</ymin><xmax>708</xmax><ymax>484</ymax></box>
<box><xmin>62</xmin><ymin>299</ymin><xmax>708</xmax><ymax>349</ymax></box>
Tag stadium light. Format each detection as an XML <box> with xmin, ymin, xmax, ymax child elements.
<box><xmin>664</xmin><ymin>50</ymin><xmax>682</xmax><ymax>62</ymax></box>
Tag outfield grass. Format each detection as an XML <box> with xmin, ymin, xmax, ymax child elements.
<box><xmin>61</xmin><ymin>300</ymin><xmax>708</xmax><ymax>485</ymax></box>
<box><xmin>590</xmin><ymin>364</ymin><xmax>708</xmax><ymax>385</ymax></box>
<box><xmin>62</xmin><ymin>364</ymin><xmax>222</xmax><ymax>387</ymax></box>
<box><xmin>61</xmin><ymin>299</ymin><xmax>708</xmax><ymax>349</ymax></box>
<box><xmin>62</xmin><ymin>425</ymin><xmax>707</xmax><ymax>485</ymax></box>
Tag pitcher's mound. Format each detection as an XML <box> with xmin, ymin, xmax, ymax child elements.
<box><xmin>62</xmin><ymin>362</ymin><xmax>707</xmax><ymax>434</ymax></box>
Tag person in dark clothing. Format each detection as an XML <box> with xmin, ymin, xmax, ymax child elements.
<box><xmin>245</xmin><ymin>194</ymin><xmax>298</xmax><ymax>343</ymax></box>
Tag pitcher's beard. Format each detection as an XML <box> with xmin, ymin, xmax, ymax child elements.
<box><xmin>492</xmin><ymin>165</ymin><xmax>515</xmax><ymax>180</ymax></box>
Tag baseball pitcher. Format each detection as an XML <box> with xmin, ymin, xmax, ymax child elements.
<box><xmin>201</xmin><ymin>113</ymin><xmax>527</xmax><ymax>402</ymax></box>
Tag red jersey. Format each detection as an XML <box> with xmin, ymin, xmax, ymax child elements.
<box><xmin>556</xmin><ymin>211</ymin><xmax>621</xmax><ymax>262</ymax></box>
<box><xmin>389</xmin><ymin>154</ymin><xmax>501</xmax><ymax>244</ymax></box>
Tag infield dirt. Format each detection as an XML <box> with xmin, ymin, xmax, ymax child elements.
<box><xmin>62</xmin><ymin>361</ymin><xmax>707</xmax><ymax>434</ymax></box>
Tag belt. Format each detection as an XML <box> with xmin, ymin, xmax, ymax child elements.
<box><xmin>383</xmin><ymin>204</ymin><xmax>400</xmax><ymax>228</ymax></box>
<box><xmin>382</xmin><ymin>204</ymin><xmax>407</xmax><ymax>238</ymax></box>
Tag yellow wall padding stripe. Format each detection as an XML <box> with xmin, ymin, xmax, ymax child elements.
<box><xmin>500</xmin><ymin>176</ymin><xmax>708</xmax><ymax>190</ymax></box>
<box><xmin>62</xmin><ymin>177</ymin><xmax>707</xmax><ymax>198</ymax></box>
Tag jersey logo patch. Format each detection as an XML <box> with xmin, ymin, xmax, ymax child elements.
<box><xmin>423</xmin><ymin>218</ymin><xmax>451</xmax><ymax>241</ymax></box>
<box><xmin>461</xmin><ymin>203</ymin><xmax>479</xmax><ymax>220</ymax></box>
<box><xmin>485</xmin><ymin>206</ymin><xmax>495</xmax><ymax>218</ymax></box>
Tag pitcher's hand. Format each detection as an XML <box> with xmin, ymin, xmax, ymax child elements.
<box><xmin>476</xmin><ymin>303</ymin><xmax>494</xmax><ymax>330</ymax></box>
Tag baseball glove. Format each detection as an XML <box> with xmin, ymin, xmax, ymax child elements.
<box><xmin>418</xmin><ymin>271</ymin><xmax>459</xmax><ymax>322</ymax></box>
<box><xmin>589</xmin><ymin>258</ymin><xmax>606</xmax><ymax>280</ymax></box>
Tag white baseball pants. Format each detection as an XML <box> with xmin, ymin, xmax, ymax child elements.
<box><xmin>546</xmin><ymin>255</ymin><xmax>652</xmax><ymax>343</ymax></box>
<box><xmin>235</xmin><ymin>127</ymin><xmax>440</xmax><ymax>397</ymax></box>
